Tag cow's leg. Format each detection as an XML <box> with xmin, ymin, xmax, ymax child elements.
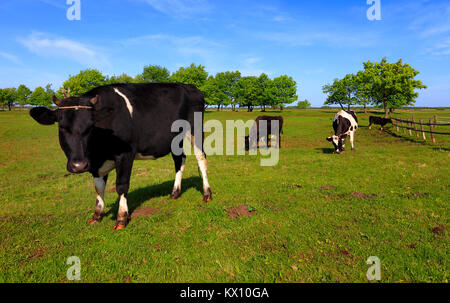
<box><xmin>171</xmin><ymin>153</ymin><xmax>186</xmax><ymax>199</ymax></box>
<box><xmin>88</xmin><ymin>175</ymin><xmax>108</xmax><ymax>224</ymax></box>
<box><xmin>190</xmin><ymin>135</ymin><xmax>212</xmax><ymax>202</ymax></box>
<box><xmin>349</xmin><ymin>131</ymin><xmax>355</xmax><ymax>150</ymax></box>
<box><xmin>113</xmin><ymin>153</ymin><xmax>134</xmax><ymax>230</ymax></box>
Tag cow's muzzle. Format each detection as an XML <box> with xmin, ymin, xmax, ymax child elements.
<box><xmin>68</xmin><ymin>160</ymin><xmax>89</xmax><ymax>173</ymax></box>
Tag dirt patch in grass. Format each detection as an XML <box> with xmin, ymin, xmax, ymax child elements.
<box><xmin>413</xmin><ymin>192</ymin><xmax>430</xmax><ymax>198</ymax></box>
<box><xmin>407</xmin><ymin>243</ymin><xmax>417</xmax><ymax>249</ymax></box>
<box><xmin>131</xmin><ymin>208</ymin><xmax>160</xmax><ymax>219</ymax></box>
<box><xmin>226</xmin><ymin>205</ymin><xmax>257</xmax><ymax>219</ymax></box>
<box><xmin>319</xmin><ymin>185</ymin><xmax>337</xmax><ymax>190</ymax></box>
<box><xmin>338</xmin><ymin>249</ymin><xmax>351</xmax><ymax>257</ymax></box>
<box><xmin>351</xmin><ymin>192</ymin><xmax>377</xmax><ymax>199</ymax></box>
<box><xmin>106</xmin><ymin>187</ymin><xmax>116</xmax><ymax>193</ymax></box>
<box><xmin>431</xmin><ymin>226</ymin><xmax>445</xmax><ymax>235</ymax></box>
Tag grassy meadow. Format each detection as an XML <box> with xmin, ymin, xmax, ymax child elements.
<box><xmin>0</xmin><ymin>108</ymin><xmax>448</xmax><ymax>283</ymax></box>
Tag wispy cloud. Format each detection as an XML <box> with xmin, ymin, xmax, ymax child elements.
<box><xmin>256</xmin><ymin>30</ymin><xmax>378</xmax><ymax>48</ymax></box>
<box><xmin>140</xmin><ymin>0</ymin><xmax>211</xmax><ymax>18</ymax></box>
<box><xmin>239</xmin><ymin>57</ymin><xmax>271</xmax><ymax>76</ymax></box>
<box><xmin>0</xmin><ymin>52</ymin><xmax>23</xmax><ymax>66</ymax></box>
<box><xmin>18</xmin><ymin>32</ymin><xmax>110</xmax><ymax>69</ymax></box>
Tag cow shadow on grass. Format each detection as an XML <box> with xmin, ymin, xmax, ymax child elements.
<box><xmin>315</xmin><ymin>147</ymin><xmax>335</xmax><ymax>154</ymax></box>
<box><xmin>104</xmin><ymin>176</ymin><xmax>203</xmax><ymax>221</ymax></box>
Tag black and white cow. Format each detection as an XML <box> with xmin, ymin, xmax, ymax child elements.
<box><xmin>30</xmin><ymin>83</ymin><xmax>212</xmax><ymax>230</ymax></box>
<box><xmin>326</xmin><ymin>110</ymin><xmax>358</xmax><ymax>154</ymax></box>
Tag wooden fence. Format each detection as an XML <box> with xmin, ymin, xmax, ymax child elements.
<box><xmin>390</xmin><ymin>115</ymin><xmax>450</xmax><ymax>143</ymax></box>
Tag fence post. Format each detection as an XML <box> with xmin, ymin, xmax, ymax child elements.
<box><xmin>402</xmin><ymin>120</ymin><xmax>406</xmax><ymax>135</ymax></box>
<box><xmin>420</xmin><ymin>120</ymin><xmax>426</xmax><ymax>140</ymax></box>
<box><xmin>412</xmin><ymin>116</ymin><xmax>418</xmax><ymax>137</ymax></box>
<box><xmin>430</xmin><ymin>119</ymin><xmax>436</xmax><ymax>143</ymax></box>
<box><xmin>408</xmin><ymin>118</ymin><xmax>412</xmax><ymax>136</ymax></box>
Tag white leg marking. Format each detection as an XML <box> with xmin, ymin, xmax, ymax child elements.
<box><xmin>119</xmin><ymin>194</ymin><xmax>128</xmax><ymax>216</ymax></box>
<box><xmin>350</xmin><ymin>131</ymin><xmax>355</xmax><ymax>150</ymax></box>
<box><xmin>174</xmin><ymin>157</ymin><xmax>186</xmax><ymax>191</ymax></box>
<box><xmin>94</xmin><ymin>177</ymin><xmax>105</xmax><ymax>214</ymax></box>
<box><xmin>114</xmin><ymin>88</ymin><xmax>133</xmax><ymax>117</ymax></box>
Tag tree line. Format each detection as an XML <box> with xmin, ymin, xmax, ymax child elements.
<box><xmin>0</xmin><ymin>58</ymin><xmax>426</xmax><ymax>115</ymax></box>
<box><xmin>322</xmin><ymin>57</ymin><xmax>427</xmax><ymax>117</ymax></box>
<box><xmin>0</xmin><ymin>64</ymin><xmax>298</xmax><ymax>112</ymax></box>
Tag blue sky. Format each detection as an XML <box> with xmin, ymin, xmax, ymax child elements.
<box><xmin>0</xmin><ymin>0</ymin><xmax>449</xmax><ymax>107</ymax></box>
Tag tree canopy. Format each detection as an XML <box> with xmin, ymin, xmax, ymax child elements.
<box><xmin>323</xmin><ymin>57</ymin><xmax>427</xmax><ymax>116</ymax></box>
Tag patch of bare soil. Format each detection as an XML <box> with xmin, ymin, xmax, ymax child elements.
<box><xmin>319</xmin><ymin>185</ymin><xmax>337</xmax><ymax>190</ymax></box>
<box><xmin>351</xmin><ymin>192</ymin><xmax>377</xmax><ymax>199</ymax></box>
<box><xmin>338</xmin><ymin>249</ymin><xmax>351</xmax><ymax>257</ymax></box>
<box><xmin>432</xmin><ymin>226</ymin><xmax>445</xmax><ymax>235</ymax></box>
<box><xmin>226</xmin><ymin>205</ymin><xmax>257</xmax><ymax>219</ymax></box>
<box><xmin>131</xmin><ymin>208</ymin><xmax>160</xmax><ymax>219</ymax></box>
<box><xmin>407</xmin><ymin>243</ymin><xmax>417</xmax><ymax>249</ymax></box>
<box><xmin>413</xmin><ymin>192</ymin><xmax>430</xmax><ymax>198</ymax></box>
<box><xmin>106</xmin><ymin>187</ymin><xmax>116</xmax><ymax>193</ymax></box>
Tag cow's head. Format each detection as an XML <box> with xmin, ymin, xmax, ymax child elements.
<box><xmin>30</xmin><ymin>95</ymin><xmax>99</xmax><ymax>173</ymax></box>
<box><xmin>326</xmin><ymin>135</ymin><xmax>344</xmax><ymax>154</ymax></box>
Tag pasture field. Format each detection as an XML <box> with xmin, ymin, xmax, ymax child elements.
<box><xmin>0</xmin><ymin>109</ymin><xmax>448</xmax><ymax>283</ymax></box>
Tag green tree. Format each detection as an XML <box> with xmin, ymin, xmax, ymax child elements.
<box><xmin>363</xmin><ymin>57</ymin><xmax>427</xmax><ymax>117</ymax></box>
<box><xmin>136</xmin><ymin>65</ymin><xmax>170</xmax><ymax>83</ymax></box>
<box><xmin>234</xmin><ymin>76</ymin><xmax>260</xmax><ymax>112</ymax></box>
<box><xmin>297</xmin><ymin>99</ymin><xmax>311</xmax><ymax>109</ymax></box>
<box><xmin>61</xmin><ymin>69</ymin><xmax>107</xmax><ymax>97</ymax></box>
<box><xmin>256</xmin><ymin>73</ymin><xmax>272</xmax><ymax>112</ymax></box>
<box><xmin>15</xmin><ymin>85</ymin><xmax>32</xmax><ymax>107</ymax></box>
<box><xmin>270</xmin><ymin>75</ymin><xmax>298</xmax><ymax>111</ymax></box>
<box><xmin>29</xmin><ymin>86</ymin><xmax>52</xmax><ymax>107</ymax></box>
<box><xmin>202</xmin><ymin>76</ymin><xmax>226</xmax><ymax>110</ymax></box>
<box><xmin>322</xmin><ymin>74</ymin><xmax>358</xmax><ymax>110</ymax></box>
<box><xmin>169</xmin><ymin>63</ymin><xmax>208</xmax><ymax>89</ymax></box>
<box><xmin>215</xmin><ymin>71</ymin><xmax>241</xmax><ymax>111</ymax></box>
<box><xmin>108</xmin><ymin>73</ymin><xmax>135</xmax><ymax>84</ymax></box>
<box><xmin>0</xmin><ymin>88</ymin><xmax>16</xmax><ymax>111</ymax></box>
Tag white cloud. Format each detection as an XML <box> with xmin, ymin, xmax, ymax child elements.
<box><xmin>141</xmin><ymin>0</ymin><xmax>211</xmax><ymax>17</ymax></box>
<box><xmin>18</xmin><ymin>32</ymin><xmax>110</xmax><ymax>69</ymax></box>
<box><xmin>0</xmin><ymin>52</ymin><xmax>23</xmax><ymax>66</ymax></box>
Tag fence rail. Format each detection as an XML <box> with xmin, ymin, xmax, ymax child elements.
<box><xmin>391</xmin><ymin>115</ymin><xmax>450</xmax><ymax>143</ymax></box>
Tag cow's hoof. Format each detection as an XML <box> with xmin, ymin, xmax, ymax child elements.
<box><xmin>112</xmin><ymin>223</ymin><xmax>126</xmax><ymax>231</ymax></box>
<box><xmin>203</xmin><ymin>188</ymin><xmax>212</xmax><ymax>203</ymax></box>
<box><xmin>87</xmin><ymin>214</ymin><xmax>102</xmax><ymax>225</ymax></box>
<box><xmin>170</xmin><ymin>188</ymin><xmax>181</xmax><ymax>199</ymax></box>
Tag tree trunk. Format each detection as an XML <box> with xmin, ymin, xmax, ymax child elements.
<box><xmin>364</xmin><ymin>104</ymin><xmax>367</xmax><ymax>113</ymax></box>
<box><xmin>8</xmin><ymin>102</ymin><xmax>12</xmax><ymax>111</ymax></box>
<box><xmin>217</xmin><ymin>104</ymin><xmax>220</xmax><ymax>111</ymax></box>
<box><xmin>262</xmin><ymin>105</ymin><xmax>266</xmax><ymax>112</ymax></box>
<box><xmin>280</xmin><ymin>105</ymin><xmax>283</xmax><ymax>111</ymax></box>
<box><xmin>383</xmin><ymin>101</ymin><xmax>388</xmax><ymax>118</ymax></box>
<box><xmin>248</xmin><ymin>105</ymin><xmax>251</xmax><ymax>112</ymax></box>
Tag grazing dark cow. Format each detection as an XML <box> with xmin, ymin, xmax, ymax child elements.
<box><xmin>30</xmin><ymin>83</ymin><xmax>212</xmax><ymax>230</ymax></box>
<box><xmin>368</xmin><ymin>116</ymin><xmax>392</xmax><ymax>130</ymax></box>
<box><xmin>326</xmin><ymin>110</ymin><xmax>358</xmax><ymax>154</ymax></box>
<box><xmin>245</xmin><ymin>116</ymin><xmax>283</xmax><ymax>150</ymax></box>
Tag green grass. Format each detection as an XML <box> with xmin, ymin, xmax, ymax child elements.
<box><xmin>0</xmin><ymin>109</ymin><xmax>448</xmax><ymax>283</ymax></box>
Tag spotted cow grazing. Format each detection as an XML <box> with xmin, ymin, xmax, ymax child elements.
<box><xmin>30</xmin><ymin>83</ymin><xmax>212</xmax><ymax>230</ymax></box>
<box><xmin>326</xmin><ymin>110</ymin><xmax>358</xmax><ymax>154</ymax></box>
<box><xmin>368</xmin><ymin>116</ymin><xmax>392</xmax><ymax>131</ymax></box>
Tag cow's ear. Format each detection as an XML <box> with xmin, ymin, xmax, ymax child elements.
<box><xmin>90</xmin><ymin>95</ymin><xmax>99</xmax><ymax>105</ymax></box>
<box><xmin>326</xmin><ymin>137</ymin><xmax>333</xmax><ymax>142</ymax></box>
<box><xmin>53</xmin><ymin>95</ymin><xmax>61</xmax><ymax>106</ymax></box>
<box><xmin>30</xmin><ymin>107</ymin><xmax>57</xmax><ymax>125</ymax></box>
